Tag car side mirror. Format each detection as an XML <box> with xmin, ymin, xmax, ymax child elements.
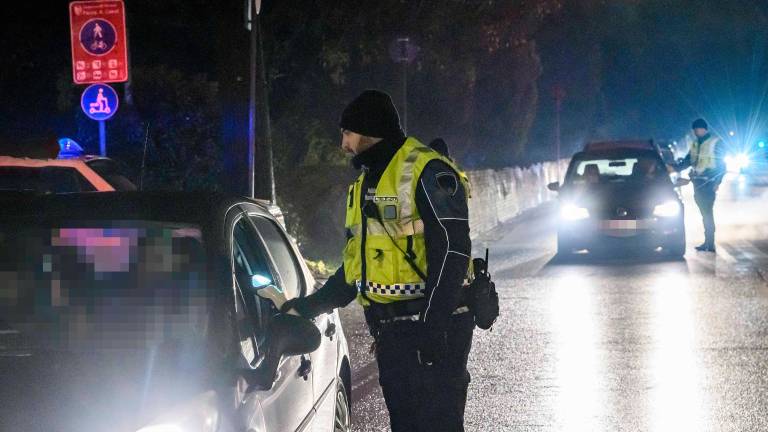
<box><xmin>240</xmin><ymin>314</ymin><xmax>321</xmax><ymax>392</ymax></box>
<box><xmin>674</xmin><ymin>177</ymin><xmax>691</xmax><ymax>187</ymax></box>
<box><xmin>547</xmin><ymin>182</ymin><xmax>560</xmax><ymax>192</ymax></box>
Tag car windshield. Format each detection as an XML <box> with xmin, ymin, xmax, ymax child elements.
<box><xmin>0</xmin><ymin>220</ymin><xmax>212</xmax><ymax>353</ymax></box>
<box><xmin>568</xmin><ymin>154</ymin><xmax>667</xmax><ymax>185</ymax></box>
<box><xmin>0</xmin><ymin>166</ymin><xmax>97</xmax><ymax>193</ymax></box>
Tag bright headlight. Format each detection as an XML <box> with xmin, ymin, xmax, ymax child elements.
<box><xmin>653</xmin><ymin>200</ymin><xmax>680</xmax><ymax>218</ymax></box>
<box><xmin>560</xmin><ymin>203</ymin><xmax>589</xmax><ymax>221</ymax></box>
<box><xmin>725</xmin><ymin>153</ymin><xmax>750</xmax><ymax>172</ymax></box>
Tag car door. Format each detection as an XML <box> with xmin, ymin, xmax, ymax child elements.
<box><xmin>230</xmin><ymin>214</ymin><xmax>315</xmax><ymax>432</ymax></box>
<box><xmin>248</xmin><ymin>215</ymin><xmax>340</xmax><ymax>430</ymax></box>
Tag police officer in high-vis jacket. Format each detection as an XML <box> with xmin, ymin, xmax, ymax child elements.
<box><xmin>677</xmin><ymin>118</ymin><xmax>726</xmax><ymax>252</ymax></box>
<box><xmin>282</xmin><ymin>89</ymin><xmax>475</xmax><ymax>431</ymax></box>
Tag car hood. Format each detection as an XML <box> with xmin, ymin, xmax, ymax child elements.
<box><xmin>560</xmin><ymin>181</ymin><xmax>679</xmax><ymax>219</ymax></box>
<box><xmin>0</xmin><ymin>349</ymin><xmax>214</xmax><ymax>431</ymax></box>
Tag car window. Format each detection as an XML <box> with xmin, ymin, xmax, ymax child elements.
<box><xmin>570</xmin><ymin>155</ymin><xmax>666</xmax><ymax>184</ymax></box>
<box><xmin>232</xmin><ymin>218</ymin><xmax>274</xmax><ymax>346</ymax></box>
<box><xmin>0</xmin><ymin>220</ymin><xmax>211</xmax><ymax>352</ymax></box>
<box><xmin>249</xmin><ymin>215</ymin><xmax>304</xmax><ymax>300</ymax></box>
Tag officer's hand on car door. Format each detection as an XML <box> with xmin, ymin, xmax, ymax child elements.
<box><xmin>417</xmin><ymin>325</ymin><xmax>448</xmax><ymax>367</ymax></box>
<box><xmin>280</xmin><ymin>297</ymin><xmax>313</xmax><ymax>318</ymax></box>
<box><xmin>280</xmin><ymin>297</ymin><xmax>307</xmax><ymax>318</ymax></box>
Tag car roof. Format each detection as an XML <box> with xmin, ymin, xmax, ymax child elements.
<box><xmin>0</xmin><ymin>191</ymin><xmax>273</xmax><ymax>225</ymax></box>
<box><xmin>572</xmin><ymin>148</ymin><xmax>664</xmax><ymax>161</ymax></box>
<box><xmin>0</xmin><ymin>156</ymin><xmax>115</xmax><ymax>192</ymax></box>
<box><xmin>583</xmin><ymin>140</ymin><xmax>657</xmax><ymax>152</ymax></box>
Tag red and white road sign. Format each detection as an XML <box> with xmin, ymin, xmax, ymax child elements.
<box><xmin>69</xmin><ymin>0</ymin><xmax>129</xmax><ymax>84</ymax></box>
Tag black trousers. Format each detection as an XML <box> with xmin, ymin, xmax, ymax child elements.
<box><xmin>694</xmin><ymin>185</ymin><xmax>717</xmax><ymax>245</ymax></box>
<box><xmin>373</xmin><ymin>312</ymin><xmax>475</xmax><ymax>432</ymax></box>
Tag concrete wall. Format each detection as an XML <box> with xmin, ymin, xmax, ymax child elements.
<box><xmin>467</xmin><ymin>160</ymin><xmax>569</xmax><ymax>238</ymax></box>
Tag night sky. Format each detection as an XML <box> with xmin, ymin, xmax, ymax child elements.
<box><xmin>3</xmin><ymin>1</ymin><xmax>768</xmax><ymax>164</ymax></box>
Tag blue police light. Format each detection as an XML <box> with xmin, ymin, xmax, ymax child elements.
<box><xmin>759</xmin><ymin>141</ymin><xmax>765</xmax><ymax>148</ymax></box>
<box><xmin>57</xmin><ymin>138</ymin><xmax>85</xmax><ymax>159</ymax></box>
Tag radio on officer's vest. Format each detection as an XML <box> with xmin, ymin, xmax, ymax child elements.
<box><xmin>468</xmin><ymin>249</ymin><xmax>499</xmax><ymax>330</ymax></box>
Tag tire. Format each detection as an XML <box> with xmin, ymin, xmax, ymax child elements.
<box><xmin>333</xmin><ymin>377</ymin><xmax>351</xmax><ymax>432</ymax></box>
<box><xmin>556</xmin><ymin>236</ymin><xmax>572</xmax><ymax>256</ymax></box>
<box><xmin>665</xmin><ymin>233</ymin><xmax>686</xmax><ymax>258</ymax></box>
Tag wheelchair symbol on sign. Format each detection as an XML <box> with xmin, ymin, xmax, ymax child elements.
<box><xmin>89</xmin><ymin>89</ymin><xmax>111</xmax><ymax>114</ymax></box>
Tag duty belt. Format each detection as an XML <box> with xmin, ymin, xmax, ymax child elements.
<box><xmin>365</xmin><ymin>298</ymin><xmax>470</xmax><ymax>324</ymax></box>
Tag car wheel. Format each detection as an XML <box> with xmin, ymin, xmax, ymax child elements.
<box><xmin>557</xmin><ymin>236</ymin><xmax>574</xmax><ymax>257</ymax></box>
<box><xmin>665</xmin><ymin>237</ymin><xmax>686</xmax><ymax>258</ymax></box>
<box><xmin>334</xmin><ymin>378</ymin><xmax>351</xmax><ymax>432</ymax></box>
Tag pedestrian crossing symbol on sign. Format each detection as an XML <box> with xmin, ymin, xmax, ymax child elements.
<box><xmin>79</xmin><ymin>19</ymin><xmax>117</xmax><ymax>56</ymax></box>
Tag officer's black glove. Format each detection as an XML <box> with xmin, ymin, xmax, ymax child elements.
<box><xmin>280</xmin><ymin>297</ymin><xmax>319</xmax><ymax>319</ymax></box>
<box><xmin>417</xmin><ymin>325</ymin><xmax>448</xmax><ymax>367</ymax></box>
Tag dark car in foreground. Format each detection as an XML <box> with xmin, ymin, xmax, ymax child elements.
<box><xmin>549</xmin><ymin>142</ymin><xmax>688</xmax><ymax>257</ymax></box>
<box><xmin>0</xmin><ymin>192</ymin><xmax>350</xmax><ymax>432</ymax></box>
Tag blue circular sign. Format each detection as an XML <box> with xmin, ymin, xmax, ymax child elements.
<box><xmin>81</xmin><ymin>84</ymin><xmax>119</xmax><ymax>121</ymax></box>
<box><xmin>79</xmin><ymin>19</ymin><xmax>117</xmax><ymax>56</ymax></box>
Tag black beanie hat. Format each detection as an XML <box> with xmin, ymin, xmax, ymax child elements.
<box><xmin>692</xmin><ymin>118</ymin><xmax>708</xmax><ymax>130</ymax></box>
<box><xmin>339</xmin><ymin>90</ymin><xmax>404</xmax><ymax>139</ymax></box>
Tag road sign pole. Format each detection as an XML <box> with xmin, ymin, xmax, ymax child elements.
<box><xmin>247</xmin><ymin>0</ymin><xmax>257</xmax><ymax>199</ymax></box>
<box><xmin>402</xmin><ymin>61</ymin><xmax>408</xmax><ymax>134</ymax></box>
<box><xmin>552</xmin><ymin>85</ymin><xmax>566</xmax><ymax>182</ymax></box>
<box><xmin>390</xmin><ymin>37</ymin><xmax>417</xmax><ymax>135</ymax></box>
<box><xmin>99</xmin><ymin>120</ymin><xmax>107</xmax><ymax>156</ymax></box>
<box><xmin>256</xmin><ymin>14</ymin><xmax>276</xmax><ymax>204</ymax></box>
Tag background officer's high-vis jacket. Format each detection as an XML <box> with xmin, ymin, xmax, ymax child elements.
<box><xmin>689</xmin><ymin>134</ymin><xmax>720</xmax><ymax>174</ymax></box>
<box><xmin>343</xmin><ymin>137</ymin><xmax>471</xmax><ymax>305</ymax></box>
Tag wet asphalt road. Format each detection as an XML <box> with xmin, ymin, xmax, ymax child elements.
<box><xmin>341</xmin><ymin>177</ymin><xmax>768</xmax><ymax>431</ymax></box>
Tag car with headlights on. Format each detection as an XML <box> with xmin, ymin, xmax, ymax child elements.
<box><xmin>739</xmin><ymin>140</ymin><xmax>768</xmax><ymax>185</ymax></box>
<box><xmin>0</xmin><ymin>192</ymin><xmax>351</xmax><ymax>432</ymax></box>
<box><xmin>548</xmin><ymin>141</ymin><xmax>688</xmax><ymax>257</ymax></box>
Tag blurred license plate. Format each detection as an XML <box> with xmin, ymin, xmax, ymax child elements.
<box><xmin>600</xmin><ymin>220</ymin><xmax>643</xmax><ymax>230</ymax></box>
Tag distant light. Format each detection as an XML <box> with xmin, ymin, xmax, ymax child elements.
<box><xmin>57</xmin><ymin>138</ymin><xmax>84</xmax><ymax>159</ymax></box>
<box><xmin>759</xmin><ymin>141</ymin><xmax>765</xmax><ymax>148</ymax></box>
<box><xmin>737</xmin><ymin>153</ymin><xmax>750</xmax><ymax>168</ymax></box>
<box><xmin>729</xmin><ymin>131</ymin><xmax>736</xmax><ymax>137</ymax></box>
<box><xmin>725</xmin><ymin>153</ymin><xmax>750</xmax><ymax>172</ymax></box>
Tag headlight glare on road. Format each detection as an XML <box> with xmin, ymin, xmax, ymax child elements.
<box><xmin>136</xmin><ymin>425</ymin><xmax>185</xmax><ymax>432</ymax></box>
<box><xmin>135</xmin><ymin>392</ymin><xmax>219</xmax><ymax>432</ymax></box>
<box><xmin>653</xmin><ymin>200</ymin><xmax>680</xmax><ymax>218</ymax></box>
<box><xmin>560</xmin><ymin>203</ymin><xmax>589</xmax><ymax>221</ymax></box>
